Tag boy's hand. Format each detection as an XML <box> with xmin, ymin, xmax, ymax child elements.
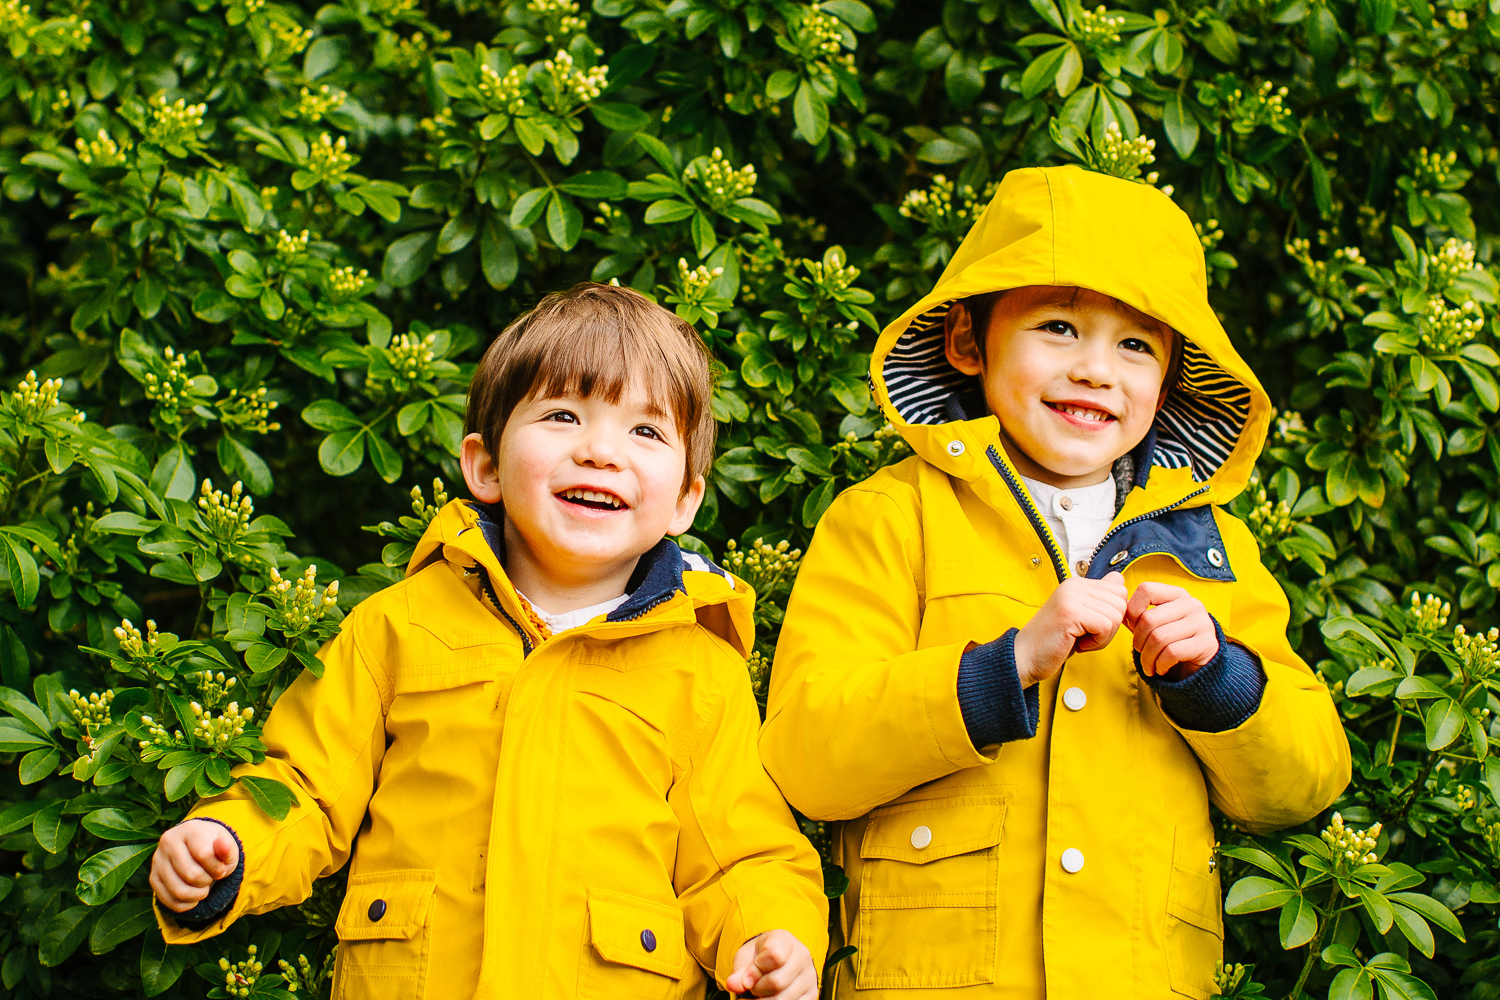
<box><xmin>1124</xmin><ymin>582</ymin><xmax>1220</xmax><ymax>680</ymax></box>
<box><xmin>1013</xmin><ymin>572</ymin><xmax>1128</xmax><ymax>688</ymax></box>
<box><xmin>149</xmin><ymin>819</ymin><xmax>238</xmax><ymax>913</ymax></box>
<box><xmin>726</xmin><ymin>930</ymin><xmax>817</xmax><ymax>999</ymax></box>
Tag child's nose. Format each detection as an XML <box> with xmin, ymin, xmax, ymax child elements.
<box><xmin>573</xmin><ymin>429</ymin><xmax>625</xmax><ymax>468</ymax></box>
<box><xmin>1069</xmin><ymin>347</ymin><xmax>1116</xmax><ymax>387</ymax></box>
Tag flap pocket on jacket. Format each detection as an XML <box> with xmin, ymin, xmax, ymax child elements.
<box><xmin>335</xmin><ymin>870</ymin><xmax>438</xmax><ymax>942</ymax></box>
<box><xmin>1166</xmin><ymin>864</ymin><xmax>1224</xmax><ymax>936</ymax></box>
<box><xmin>860</xmin><ymin>795</ymin><xmax>1006</xmax><ymax>865</ymax></box>
<box><xmin>587</xmin><ymin>889</ymin><xmax>685</xmax><ymax>980</ymax></box>
<box><xmin>1165</xmin><ymin>864</ymin><xmax>1224</xmax><ymax>999</ymax></box>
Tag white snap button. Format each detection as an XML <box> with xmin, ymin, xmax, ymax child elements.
<box><xmin>1206</xmin><ymin>548</ymin><xmax>1224</xmax><ymax>567</ymax></box>
<box><xmin>1060</xmin><ymin>847</ymin><xmax>1085</xmax><ymax>873</ymax></box>
<box><xmin>946</xmin><ymin>440</ymin><xmax>965</xmax><ymax>456</ymax></box>
<box><xmin>1058</xmin><ymin>496</ymin><xmax>1073</xmax><ymax>511</ymax></box>
<box><xmin>1075</xmin><ymin>560</ymin><xmax>1089</xmax><ymax>576</ymax></box>
<box><xmin>1109</xmin><ymin>549</ymin><xmax>1128</xmax><ymax>566</ymax></box>
<box><xmin>1063</xmin><ymin>687</ymin><xmax>1087</xmax><ymax>711</ymax></box>
<box><xmin>910</xmin><ymin>825</ymin><xmax>932</xmax><ymax>849</ymax></box>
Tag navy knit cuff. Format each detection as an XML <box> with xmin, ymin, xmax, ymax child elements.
<box><xmin>169</xmin><ymin>817</ymin><xmax>245</xmax><ymax>930</ymax></box>
<box><xmin>1140</xmin><ymin>616</ymin><xmax>1265</xmax><ymax>732</ymax></box>
<box><xmin>957</xmin><ymin>629</ymin><xmax>1040</xmax><ymax>749</ymax></box>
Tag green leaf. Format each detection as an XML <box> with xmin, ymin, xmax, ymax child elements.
<box><xmin>18</xmin><ymin>746</ymin><xmax>59</xmax><ymax>783</ymax></box>
<box><xmin>301</xmin><ymin>399</ymin><xmax>361</xmax><ymax>432</ymax></box>
<box><xmin>239</xmin><ymin>775</ymin><xmax>299</xmax><ymax>821</ymax></box>
<box><xmin>148</xmin><ymin>442</ymin><xmax>196</xmax><ymax>501</ymax></box>
<box><xmin>318</xmin><ymin>428</ymin><xmax>367</xmax><ymax>476</ymax></box>
<box><xmin>510</xmin><ymin>187</ymin><xmax>550</xmax><ymax>228</ymax></box>
<box><xmin>480</xmin><ymin>218</ymin><xmax>518</xmax><ymax>290</ymax></box>
<box><xmin>1225</xmin><ymin>875</ymin><xmax>1296</xmax><ymax>913</ymax></box>
<box><xmin>1387</xmin><ymin>892</ymin><xmax>1465</xmax><ymax>941</ymax></box>
<box><xmin>33</xmin><ymin>798</ymin><xmax>73</xmax><ymax>853</ymax></box>
<box><xmin>590</xmin><ymin>102</ymin><xmax>651</xmax><ymax>131</ymax></box>
<box><xmin>793</xmin><ymin>79</ymin><xmax>829</xmax><ymax>144</ymax></box>
<box><xmin>645</xmin><ymin>199</ymin><xmax>696</xmax><ymax>224</ymax></box>
<box><xmin>90</xmin><ymin>897</ymin><xmax>156</xmax><ymax>955</ymax></box>
<box><xmin>39</xmin><ymin>905</ymin><xmax>95</xmax><ymax>966</ymax></box>
<box><xmin>1163</xmin><ymin>94</ymin><xmax>1199</xmax><ymax>158</ymax></box>
<box><xmin>557</xmin><ymin>171</ymin><xmax>629</xmax><ymax>199</ymax></box>
<box><xmin>303</xmin><ymin>36</ymin><xmax>343</xmax><ymax>79</ymax></box>
<box><xmin>367</xmin><ymin>432</ymin><xmax>404</xmax><ymax>483</ymax></box>
<box><xmin>140</xmin><ymin>927</ymin><xmax>189</xmax><ymax>996</ymax></box>
<box><xmin>1279</xmin><ymin>892</ymin><xmax>1318</xmax><ymax>948</ymax></box>
<box><xmin>1423</xmin><ymin>697</ymin><xmax>1465</xmax><ymax>750</ymax></box>
<box><xmin>82</xmin><ymin>807</ymin><xmax>154</xmax><ymax>841</ymax></box>
<box><xmin>437</xmin><ymin>211</ymin><xmax>478</xmax><ymax>255</ymax></box>
<box><xmin>545</xmin><ymin>192</ymin><xmax>583</xmax><ymax>251</ymax></box>
<box><xmin>820</xmin><ymin>0</ymin><xmax>876</xmax><ymax>31</ymax></box>
<box><xmin>76</xmin><ymin>842</ymin><xmax>156</xmax><ymax>906</ymax></box>
<box><xmin>381</xmin><ymin>229</ymin><xmax>439</xmax><ymax>288</ymax></box>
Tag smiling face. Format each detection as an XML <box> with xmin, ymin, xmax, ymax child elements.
<box><xmin>945</xmin><ymin>285</ymin><xmax>1174</xmax><ymax>489</ymax></box>
<box><xmin>461</xmin><ymin>384</ymin><xmax>704</xmax><ymax>612</ymax></box>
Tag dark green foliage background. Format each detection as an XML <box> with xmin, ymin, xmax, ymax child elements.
<box><xmin>2</xmin><ymin>0</ymin><xmax>1500</xmax><ymax>996</ymax></box>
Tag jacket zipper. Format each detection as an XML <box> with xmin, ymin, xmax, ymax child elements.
<box><xmin>613</xmin><ymin>592</ymin><xmax>675</xmax><ymax>623</ymax></box>
<box><xmin>987</xmin><ymin>445</ymin><xmax>1069</xmax><ymax>583</ymax></box>
<box><xmin>987</xmin><ymin>444</ymin><xmax>1213</xmax><ymax>580</ymax></box>
<box><xmin>477</xmin><ymin>567</ymin><xmax>534</xmax><ymax>657</ymax></box>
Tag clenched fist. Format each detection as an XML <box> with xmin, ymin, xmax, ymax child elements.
<box><xmin>150</xmin><ymin>819</ymin><xmax>239</xmax><ymax>913</ymax></box>
<box><xmin>1013</xmin><ymin>571</ymin><xmax>1128</xmax><ymax>688</ymax></box>
<box><xmin>1124</xmin><ymin>581</ymin><xmax>1219</xmax><ymax>681</ymax></box>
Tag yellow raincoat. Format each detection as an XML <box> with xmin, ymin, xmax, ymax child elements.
<box><xmin>157</xmin><ymin>499</ymin><xmax>827</xmax><ymax>999</ymax></box>
<box><xmin>760</xmin><ymin>166</ymin><xmax>1349</xmax><ymax>999</ymax></box>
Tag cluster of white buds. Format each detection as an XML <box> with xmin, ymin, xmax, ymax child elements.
<box><xmin>477</xmin><ymin>63</ymin><xmax>530</xmax><ymax>115</ymax></box>
<box><xmin>802</xmin><ymin>247</ymin><xmax>861</xmax><ymax>293</ymax></box>
<box><xmin>1073</xmin><ymin>4</ymin><xmax>1125</xmax><ymax>45</ymax></box>
<box><xmin>1412</xmin><ymin>147</ymin><xmax>1459</xmax><ymax>191</ymax></box>
<box><xmin>1284</xmin><ymin>237</ymin><xmax>1341</xmax><ymax>289</ymax></box>
<box><xmin>146</xmin><ymin>95</ymin><xmax>207</xmax><ymax>145</ymax></box>
<box><xmin>75</xmin><ymin>129</ymin><xmax>130</xmax><ymax>167</ymax></box>
<box><xmin>277</xmin><ymin>952</ymin><xmax>332</xmax><ymax>994</ymax></box>
<box><xmin>67</xmin><ymin>689</ymin><xmax>114</xmax><ymax>731</ymax></box>
<box><xmin>369</xmin><ymin>0</ymin><xmax>418</xmax><ymax>25</ymax></box>
<box><xmin>686</xmin><ymin>148</ymin><xmax>758</xmax><ymax>208</ymax></box>
<box><xmin>307</xmin><ymin>134</ymin><xmax>358</xmax><ymax>185</ymax></box>
<box><xmin>1453</xmin><ymin>625</ymin><xmax>1500</xmax><ymax>681</ymax></box>
<box><xmin>142</xmin><ymin>346</ymin><xmax>192</xmax><ymax>410</ymax></box>
<box><xmin>411</xmin><ymin>478</ymin><xmax>449</xmax><ymax>522</ymax></box>
<box><xmin>191</xmin><ymin>669</ymin><xmax>239</xmax><ymax>709</ymax></box>
<box><xmin>219</xmin><ymin>386</ymin><xmax>281</xmax><ymax>435</ymax></box>
<box><xmin>1092</xmin><ymin>121</ymin><xmax>1155</xmax><ymax>178</ymax></box>
<box><xmin>137</xmin><ymin>713</ymin><xmax>181</xmax><ymax>749</ymax></box>
<box><xmin>276</xmin><ymin>228</ymin><xmax>312</xmax><ymax>255</ymax></box>
<box><xmin>269</xmin><ymin>565</ymin><xmax>340</xmax><ymax>630</ymax></box>
<box><xmin>114</xmin><ymin>618</ymin><xmax>161</xmax><ymax>659</ymax></box>
<box><xmin>540</xmin><ymin>49</ymin><xmax>607</xmax><ymax>109</ymax></box>
<box><xmin>1274</xmin><ymin>409</ymin><xmax>1308</xmax><ymax>443</ymax></box>
<box><xmin>387</xmin><ymin>332</ymin><xmax>439</xmax><ymax>381</ymax></box>
<box><xmin>1213</xmin><ymin>963</ymin><xmax>1249</xmax><ymax>993</ymax></box>
<box><xmin>1247</xmin><ymin>485</ymin><xmax>1294</xmax><ymax>544</ymax></box>
<box><xmin>1453</xmin><ymin>785</ymin><xmax>1477</xmax><ymax>810</ymax></box>
<box><xmin>1446</xmin><ymin>8</ymin><xmax>1469</xmax><ymax>30</ymax></box>
<box><xmin>0</xmin><ymin>0</ymin><xmax>36</xmax><ymax>37</ymax></box>
<box><xmin>191</xmin><ymin>699</ymin><xmax>253</xmax><ymax>746</ymax></box>
<box><xmin>199</xmin><ymin>479</ymin><xmax>254</xmax><ymax>539</ymax></box>
<box><xmin>419</xmin><ymin>106</ymin><xmax>456</xmax><ymax>138</ymax></box>
<box><xmin>676</xmin><ymin>259</ymin><xmax>724</xmax><ymax>299</ymax></box>
<box><xmin>1419</xmin><ymin>297</ymin><xmax>1484</xmax><ymax>354</ymax></box>
<box><xmin>219</xmin><ymin>945</ymin><xmax>263</xmax><ymax>998</ymax></box>
<box><xmin>1195</xmin><ymin>219</ymin><xmax>1224</xmax><ymax>252</ymax></box>
<box><xmin>746</xmin><ymin>650</ymin><xmax>770</xmax><ymax>691</ymax></box>
<box><xmin>799</xmin><ymin>7</ymin><xmax>845</xmax><ymax>56</ymax></box>
<box><xmin>873</xmin><ymin>421</ymin><xmax>909</xmax><ymax>453</ymax></box>
<box><xmin>236</xmin><ymin>0</ymin><xmax>267</xmax><ymax>14</ymax></box>
<box><xmin>389</xmin><ymin>31</ymin><xmax>430</xmax><ymax>72</ymax></box>
<box><xmin>1321</xmin><ymin>812</ymin><xmax>1381</xmax><ymax>866</ymax></box>
<box><xmin>1227</xmin><ymin>80</ymin><xmax>1293</xmax><ymax>132</ymax></box>
<box><xmin>327</xmin><ymin>265</ymin><xmax>371</xmax><ymax>299</ymax></box>
<box><xmin>898</xmin><ymin>175</ymin><xmax>996</xmax><ymax>232</ymax></box>
<box><xmin>723</xmin><ymin>537</ymin><xmax>803</xmax><ymax>597</ymax></box>
<box><xmin>270</xmin><ymin>19</ymin><xmax>314</xmax><ymax>54</ymax></box>
<box><xmin>1409</xmin><ymin>592</ymin><xmax>1451</xmax><ymax>634</ymax></box>
<box><xmin>1482</xmin><ymin>817</ymin><xmax>1500</xmax><ymax>862</ymax></box>
<box><xmin>293</xmin><ymin>84</ymin><xmax>345</xmax><ymax>122</ymax></box>
<box><xmin>1332</xmin><ymin>246</ymin><xmax>1366</xmax><ymax>267</ymax></box>
<box><xmin>8</xmin><ymin>370</ymin><xmax>63</xmax><ymax>422</ymax></box>
<box><xmin>1432</xmin><ymin>238</ymin><xmax>1479</xmax><ymax>287</ymax></box>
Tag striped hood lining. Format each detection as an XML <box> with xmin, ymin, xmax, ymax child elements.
<box><xmin>881</xmin><ymin>299</ymin><xmax>1253</xmax><ymax>483</ymax></box>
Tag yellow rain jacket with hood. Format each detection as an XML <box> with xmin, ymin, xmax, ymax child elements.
<box><xmin>156</xmin><ymin>499</ymin><xmax>828</xmax><ymax>1000</ymax></box>
<box><xmin>760</xmin><ymin>166</ymin><xmax>1349</xmax><ymax>999</ymax></box>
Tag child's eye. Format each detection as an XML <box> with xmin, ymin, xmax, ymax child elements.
<box><xmin>542</xmin><ymin>410</ymin><xmax>579</xmax><ymax>423</ymax></box>
<box><xmin>1120</xmin><ymin>338</ymin><xmax>1156</xmax><ymax>355</ymax></box>
<box><xmin>632</xmin><ymin>424</ymin><xmax>663</xmax><ymax>441</ymax></box>
<box><xmin>1041</xmin><ymin>320</ymin><xmax>1076</xmax><ymax>337</ymax></box>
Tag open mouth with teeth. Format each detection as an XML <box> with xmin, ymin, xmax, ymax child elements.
<box><xmin>558</xmin><ymin>487</ymin><xmax>629</xmax><ymax>510</ymax></box>
<box><xmin>1045</xmin><ymin>402</ymin><xmax>1116</xmax><ymax>424</ymax></box>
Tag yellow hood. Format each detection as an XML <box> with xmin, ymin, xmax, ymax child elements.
<box><xmin>871</xmin><ymin>164</ymin><xmax>1270</xmax><ymax>507</ymax></box>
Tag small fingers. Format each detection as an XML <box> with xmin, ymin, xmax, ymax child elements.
<box><xmin>1138</xmin><ymin>617</ymin><xmax>1202</xmax><ymax>675</ymax></box>
<box><xmin>162</xmin><ymin>834</ymin><xmax>215</xmax><ymax>890</ymax></box>
<box><xmin>150</xmin><ymin>850</ymin><xmax>208</xmax><ymax>911</ymax></box>
<box><xmin>1124</xmin><ymin>582</ymin><xmax>1188</xmax><ymax>628</ymax></box>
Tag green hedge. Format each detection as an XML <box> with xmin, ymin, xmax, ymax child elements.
<box><xmin>1</xmin><ymin>0</ymin><xmax>1499</xmax><ymax>996</ymax></box>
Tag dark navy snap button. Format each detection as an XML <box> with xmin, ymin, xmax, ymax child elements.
<box><xmin>368</xmin><ymin>899</ymin><xmax>387</xmax><ymax>921</ymax></box>
<box><xmin>640</xmin><ymin>929</ymin><xmax>657</xmax><ymax>952</ymax></box>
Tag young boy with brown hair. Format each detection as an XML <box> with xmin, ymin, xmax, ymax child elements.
<box><xmin>761</xmin><ymin>166</ymin><xmax>1350</xmax><ymax>999</ymax></box>
<box><xmin>150</xmin><ymin>283</ymin><xmax>827</xmax><ymax>1000</ymax></box>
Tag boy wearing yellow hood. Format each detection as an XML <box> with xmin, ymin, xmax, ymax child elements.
<box><xmin>760</xmin><ymin>166</ymin><xmax>1350</xmax><ymax>999</ymax></box>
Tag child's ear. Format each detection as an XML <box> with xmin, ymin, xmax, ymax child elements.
<box><xmin>460</xmin><ymin>432</ymin><xmax>503</xmax><ymax>504</ymax></box>
<box><xmin>944</xmin><ymin>303</ymin><xmax>984</xmax><ymax>376</ymax></box>
<box><xmin>667</xmin><ymin>475</ymin><xmax>706</xmax><ymax>537</ymax></box>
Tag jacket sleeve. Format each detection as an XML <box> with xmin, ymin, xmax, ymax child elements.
<box><xmin>154</xmin><ymin>616</ymin><xmax>387</xmax><ymax>943</ymax></box>
<box><xmin>1160</xmin><ymin>512</ymin><xmax>1352</xmax><ymax>833</ymax></box>
<box><xmin>760</xmin><ymin>486</ymin><xmax>997</xmax><ymax>822</ymax></box>
<box><xmin>669</xmin><ymin>642</ymin><xmax>829</xmax><ymax>985</ymax></box>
